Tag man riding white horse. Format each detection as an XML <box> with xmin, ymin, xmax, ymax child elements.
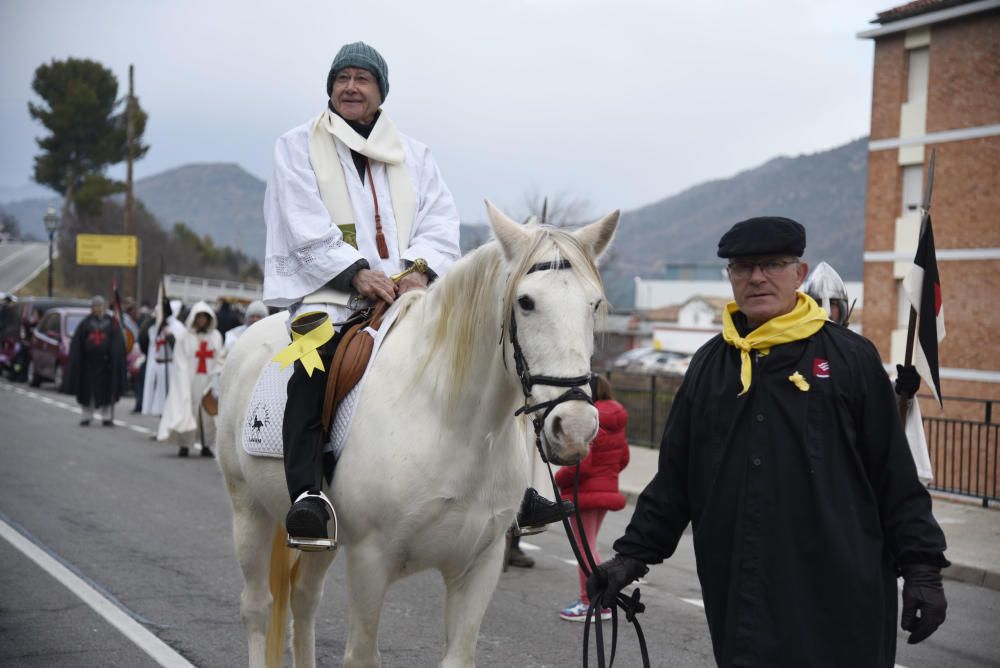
<box><xmin>264</xmin><ymin>41</ymin><xmax>571</xmax><ymax>549</ymax></box>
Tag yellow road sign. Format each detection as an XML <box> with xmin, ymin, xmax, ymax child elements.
<box><xmin>76</xmin><ymin>234</ymin><xmax>138</xmax><ymax>267</ymax></box>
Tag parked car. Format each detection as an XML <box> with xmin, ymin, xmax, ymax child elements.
<box><xmin>28</xmin><ymin>306</ymin><xmax>89</xmax><ymax>391</ymax></box>
<box><xmin>612</xmin><ymin>346</ymin><xmax>692</xmax><ymax>376</ymax></box>
<box><xmin>1</xmin><ymin>296</ymin><xmax>89</xmax><ymax>381</ymax></box>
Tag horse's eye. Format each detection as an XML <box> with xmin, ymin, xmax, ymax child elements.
<box><xmin>518</xmin><ymin>295</ymin><xmax>535</xmax><ymax>311</ymax></box>
<box><xmin>593</xmin><ymin>299</ymin><xmax>603</xmax><ymax>312</ymax></box>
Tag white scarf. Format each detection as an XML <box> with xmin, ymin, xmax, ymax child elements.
<box><xmin>308</xmin><ymin>109</ymin><xmax>416</xmax><ymax>252</ymax></box>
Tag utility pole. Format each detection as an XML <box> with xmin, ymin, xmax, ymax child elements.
<box><xmin>125</xmin><ymin>64</ymin><xmax>137</xmax><ymax>300</ymax></box>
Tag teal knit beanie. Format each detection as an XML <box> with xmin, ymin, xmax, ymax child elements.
<box><xmin>326</xmin><ymin>42</ymin><xmax>389</xmax><ymax>102</ymax></box>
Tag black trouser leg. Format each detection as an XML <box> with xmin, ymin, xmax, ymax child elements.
<box><xmin>282</xmin><ymin>342</ymin><xmax>335</xmax><ymax>503</ymax></box>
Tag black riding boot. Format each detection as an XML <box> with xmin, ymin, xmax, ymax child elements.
<box><xmin>282</xmin><ymin>320</ymin><xmax>339</xmax><ymax>549</ymax></box>
<box><xmin>515</xmin><ymin>487</ymin><xmax>575</xmax><ymax>536</ymax></box>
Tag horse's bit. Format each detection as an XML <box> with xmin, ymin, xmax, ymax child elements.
<box><xmin>503</xmin><ymin>258</ymin><xmax>651</xmax><ymax>668</ymax></box>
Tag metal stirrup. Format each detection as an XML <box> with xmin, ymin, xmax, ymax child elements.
<box><xmin>287</xmin><ymin>491</ymin><xmax>339</xmax><ymax>552</ymax></box>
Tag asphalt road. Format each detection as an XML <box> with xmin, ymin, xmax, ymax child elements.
<box><xmin>0</xmin><ymin>242</ymin><xmax>49</xmax><ymax>293</ymax></box>
<box><xmin>1</xmin><ymin>378</ymin><xmax>998</xmax><ymax>667</ymax></box>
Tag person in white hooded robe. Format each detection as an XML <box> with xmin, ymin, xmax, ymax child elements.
<box><xmin>141</xmin><ymin>299</ymin><xmax>185</xmax><ymax>416</ymax></box>
<box><xmin>156</xmin><ymin>301</ymin><xmax>223</xmax><ymax>457</ymax></box>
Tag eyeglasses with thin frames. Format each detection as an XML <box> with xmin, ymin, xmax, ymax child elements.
<box><xmin>726</xmin><ymin>259</ymin><xmax>799</xmax><ymax>280</ymax></box>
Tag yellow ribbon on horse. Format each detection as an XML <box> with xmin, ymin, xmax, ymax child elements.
<box><xmin>273</xmin><ymin>315</ymin><xmax>335</xmax><ymax>377</ymax></box>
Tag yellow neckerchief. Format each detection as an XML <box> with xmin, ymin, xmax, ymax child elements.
<box><xmin>721</xmin><ymin>292</ymin><xmax>828</xmax><ymax>396</ymax></box>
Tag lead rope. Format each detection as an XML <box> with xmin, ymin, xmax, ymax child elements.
<box><xmin>506</xmin><ymin>258</ymin><xmax>650</xmax><ymax>667</ymax></box>
<box><xmin>536</xmin><ymin>435</ymin><xmax>650</xmax><ymax>668</ymax></box>
<box><xmin>364</xmin><ymin>160</ymin><xmax>390</xmax><ymax>259</ymax></box>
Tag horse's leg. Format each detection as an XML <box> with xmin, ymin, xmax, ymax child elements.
<box><xmin>289</xmin><ymin>550</ymin><xmax>336</xmax><ymax>668</ymax></box>
<box><xmin>342</xmin><ymin>541</ymin><xmax>394</xmax><ymax>668</ymax></box>
<box><xmin>440</xmin><ymin>537</ymin><xmax>507</xmax><ymax>668</ymax></box>
<box><xmin>233</xmin><ymin>499</ymin><xmax>278</xmax><ymax>668</ymax></box>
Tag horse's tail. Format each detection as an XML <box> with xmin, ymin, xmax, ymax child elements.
<box><xmin>265</xmin><ymin>525</ymin><xmax>300</xmax><ymax>668</ymax></box>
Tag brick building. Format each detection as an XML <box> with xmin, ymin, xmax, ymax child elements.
<box><xmin>858</xmin><ymin>0</ymin><xmax>1000</xmax><ymax>411</ymax></box>
<box><xmin>858</xmin><ymin>0</ymin><xmax>999</xmax><ymax>501</ymax></box>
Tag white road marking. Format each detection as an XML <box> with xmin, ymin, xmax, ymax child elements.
<box><xmin>519</xmin><ymin>541</ymin><xmax>541</xmax><ymax>551</ymax></box>
<box><xmin>0</xmin><ymin>518</ymin><xmax>196</xmax><ymax>668</ymax></box>
<box><xmin>680</xmin><ymin>597</ymin><xmax>704</xmax><ymax>608</ymax></box>
<box><xmin>0</xmin><ymin>380</ymin><xmax>153</xmax><ymax>429</ymax></box>
<box><xmin>0</xmin><ymin>243</ymin><xmax>36</xmax><ymax>268</ymax></box>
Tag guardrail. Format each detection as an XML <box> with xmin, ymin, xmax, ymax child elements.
<box><xmin>603</xmin><ymin>373</ymin><xmax>998</xmax><ymax>506</ymax></box>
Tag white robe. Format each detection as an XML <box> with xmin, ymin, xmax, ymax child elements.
<box><xmin>141</xmin><ymin>317</ymin><xmax>185</xmax><ymax>415</ymax></box>
<box><xmin>262</xmin><ymin>114</ymin><xmax>461</xmax><ymax>308</ymax></box>
<box><xmin>904</xmin><ymin>398</ymin><xmax>934</xmax><ymax>484</ymax></box>
<box><xmin>157</xmin><ymin>302</ymin><xmax>223</xmax><ymax>444</ymax></box>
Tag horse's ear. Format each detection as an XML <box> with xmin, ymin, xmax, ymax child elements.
<box><xmin>574</xmin><ymin>210</ymin><xmax>620</xmax><ymax>260</ymax></box>
<box><xmin>486</xmin><ymin>200</ymin><xmax>531</xmax><ymax>261</ymax></box>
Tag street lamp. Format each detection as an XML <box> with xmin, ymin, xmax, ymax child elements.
<box><xmin>43</xmin><ymin>207</ymin><xmax>60</xmax><ymax>297</ymax></box>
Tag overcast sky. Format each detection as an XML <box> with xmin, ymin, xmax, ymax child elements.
<box><xmin>1</xmin><ymin>0</ymin><xmax>891</xmax><ymax>222</ymax></box>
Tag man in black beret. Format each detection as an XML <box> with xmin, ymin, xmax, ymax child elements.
<box><xmin>588</xmin><ymin>216</ymin><xmax>949</xmax><ymax>666</ymax></box>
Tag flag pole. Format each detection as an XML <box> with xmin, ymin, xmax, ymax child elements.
<box><xmin>898</xmin><ymin>150</ymin><xmax>936</xmax><ymax>421</ymax></box>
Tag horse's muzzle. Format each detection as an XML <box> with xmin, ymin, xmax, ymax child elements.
<box><xmin>542</xmin><ymin>402</ymin><xmax>598</xmax><ymax>465</ymax></box>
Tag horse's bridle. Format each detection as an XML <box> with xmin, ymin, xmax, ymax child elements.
<box><xmin>502</xmin><ymin>258</ymin><xmax>651</xmax><ymax>668</ymax></box>
<box><xmin>505</xmin><ymin>260</ymin><xmax>594</xmax><ymax>460</ymax></box>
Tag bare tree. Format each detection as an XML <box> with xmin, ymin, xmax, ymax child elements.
<box><xmin>520</xmin><ymin>188</ymin><xmax>592</xmax><ymax>228</ymax></box>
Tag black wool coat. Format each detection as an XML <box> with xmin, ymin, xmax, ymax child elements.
<box><xmin>613</xmin><ymin>320</ymin><xmax>948</xmax><ymax>668</ymax></box>
<box><xmin>68</xmin><ymin>314</ymin><xmax>127</xmax><ymax>408</ymax></box>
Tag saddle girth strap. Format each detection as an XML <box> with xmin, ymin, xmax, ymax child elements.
<box><xmin>320</xmin><ymin>301</ymin><xmax>389</xmax><ymax>433</ymax></box>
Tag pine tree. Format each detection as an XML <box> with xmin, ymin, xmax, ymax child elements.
<box><xmin>28</xmin><ymin>57</ymin><xmax>149</xmax><ymax>222</ymax></box>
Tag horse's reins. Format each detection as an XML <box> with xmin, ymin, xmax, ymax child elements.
<box><xmin>503</xmin><ymin>258</ymin><xmax>651</xmax><ymax>668</ymax></box>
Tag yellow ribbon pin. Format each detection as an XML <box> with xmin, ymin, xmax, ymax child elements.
<box><xmin>788</xmin><ymin>371</ymin><xmax>810</xmax><ymax>392</ymax></box>
<box><xmin>272</xmin><ymin>317</ymin><xmax>335</xmax><ymax>377</ymax></box>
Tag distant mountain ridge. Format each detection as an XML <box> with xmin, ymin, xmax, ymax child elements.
<box><xmin>133</xmin><ymin>163</ymin><xmax>266</xmax><ymax>260</ymax></box>
<box><xmin>602</xmin><ymin>137</ymin><xmax>867</xmax><ymax>304</ymax></box>
<box><xmin>2</xmin><ymin>138</ymin><xmax>868</xmax><ymax>307</ymax></box>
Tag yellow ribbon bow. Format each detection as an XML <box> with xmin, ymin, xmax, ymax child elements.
<box><xmin>788</xmin><ymin>371</ymin><xmax>810</xmax><ymax>392</ymax></box>
<box><xmin>272</xmin><ymin>314</ymin><xmax>335</xmax><ymax>377</ymax></box>
<box><xmin>721</xmin><ymin>292</ymin><xmax>828</xmax><ymax>396</ymax></box>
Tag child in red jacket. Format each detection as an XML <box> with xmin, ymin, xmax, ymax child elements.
<box><xmin>556</xmin><ymin>374</ymin><xmax>630</xmax><ymax>622</ymax></box>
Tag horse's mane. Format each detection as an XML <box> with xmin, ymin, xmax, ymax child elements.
<box><xmin>417</xmin><ymin>225</ymin><xmax>607</xmax><ymax>400</ymax></box>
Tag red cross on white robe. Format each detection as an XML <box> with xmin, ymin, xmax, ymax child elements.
<box><xmin>195</xmin><ymin>340</ymin><xmax>215</xmax><ymax>374</ymax></box>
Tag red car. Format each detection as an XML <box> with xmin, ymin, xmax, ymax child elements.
<box><xmin>28</xmin><ymin>306</ymin><xmax>89</xmax><ymax>391</ymax></box>
<box><xmin>1</xmin><ymin>296</ymin><xmax>89</xmax><ymax>381</ymax></box>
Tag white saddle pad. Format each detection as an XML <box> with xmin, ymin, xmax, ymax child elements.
<box><xmin>241</xmin><ymin>304</ymin><xmax>401</xmax><ymax>459</ymax></box>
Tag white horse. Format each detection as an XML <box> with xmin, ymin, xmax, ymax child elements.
<box><xmin>215</xmin><ymin>202</ymin><xmax>619</xmax><ymax>668</ymax></box>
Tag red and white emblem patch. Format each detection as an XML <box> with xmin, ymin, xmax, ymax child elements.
<box><xmin>813</xmin><ymin>358</ymin><xmax>830</xmax><ymax>379</ymax></box>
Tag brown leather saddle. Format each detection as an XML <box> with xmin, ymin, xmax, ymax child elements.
<box><xmin>320</xmin><ymin>301</ymin><xmax>388</xmax><ymax>434</ymax></box>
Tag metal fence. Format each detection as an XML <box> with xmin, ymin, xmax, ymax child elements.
<box><xmin>921</xmin><ymin>396</ymin><xmax>998</xmax><ymax>506</ymax></box>
<box><xmin>602</xmin><ymin>373</ymin><xmax>998</xmax><ymax>506</ymax></box>
<box><xmin>601</xmin><ymin>369</ymin><xmax>683</xmax><ymax>448</ymax></box>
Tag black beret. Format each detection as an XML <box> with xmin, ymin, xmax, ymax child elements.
<box><xmin>717</xmin><ymin>216</ymin><xmax>806</xmax><ymax>258</ymax></box>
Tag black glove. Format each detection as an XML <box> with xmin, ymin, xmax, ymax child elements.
<box><xmin>586</xmin><ymin>554</ymin><xmax>649</xmax><ymax>608</ymax></box>
<box><xmin>900</xmin><ymin>563</ymin><xmax>947</xmax><ymax>644</ymax></box>
<box><xmin>895</xmin><ymin>364</ymin><xmax>921</xmax><ymax>398</ymax></box>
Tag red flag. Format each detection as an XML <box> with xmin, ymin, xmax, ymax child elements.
<box><xmin>902</xmin><ymin>215</ymin><xmax>945</xmax><ymax>405</ymax></box>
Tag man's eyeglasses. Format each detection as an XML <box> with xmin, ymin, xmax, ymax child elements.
<box><xmin>726</xmin><ymin>259</ymin><xmax>799</xmax><ymax>280</ymax></box>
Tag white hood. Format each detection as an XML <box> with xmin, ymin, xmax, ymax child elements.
<box><xmin>185</xmin><ymin>300</ymin><xmax>217</xmax><ymax>332</ymax></box>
